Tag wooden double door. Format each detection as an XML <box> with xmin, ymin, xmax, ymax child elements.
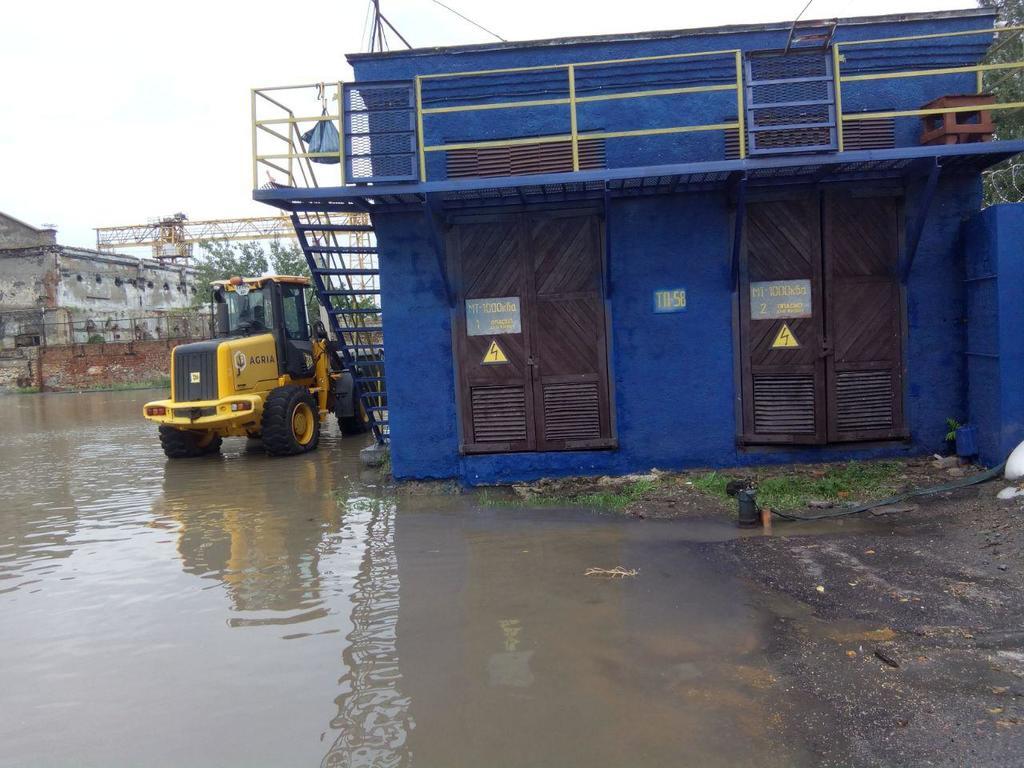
<box><xmin>739</xmin><ymin>190</ymin><xmax>907</xmax><ymax>445</ymax></box>
<box><xmin>449</xmin><ymin>210</ymin><xmax>615</xmax><ymax>454</ymax></box>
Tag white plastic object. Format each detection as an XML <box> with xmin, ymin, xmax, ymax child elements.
<box><xmin>1004</xmin><ymin>439</ymin><xmax>1024</xmax><ymax>481</ymax></box>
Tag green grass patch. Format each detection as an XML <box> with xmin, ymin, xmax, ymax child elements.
<box><xmin>691</xmin><ymin>461</ymin><xmax>904</xmax><ymax>511</ymax></box>
<box><xmin>479</xmin><ymin>478</ymin><xmax>658</xmax><ymax>510</ymax></box>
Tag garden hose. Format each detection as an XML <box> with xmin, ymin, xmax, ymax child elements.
<box><xmin>768</xmin><ymin>461</ymin><xmax>1008</xmax><ymax>522</ymax></box>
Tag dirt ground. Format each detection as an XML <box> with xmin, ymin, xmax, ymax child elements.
<box><xmin>506</xmin><ymin>458</ymin><xmax>1024</xmax><ymax>766</ymax></box>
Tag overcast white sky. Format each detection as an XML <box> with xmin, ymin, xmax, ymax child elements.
<box><xmin>0</xmin><ymin>0</ymin><xmax>978</xmax><ymax>249</ymax></box>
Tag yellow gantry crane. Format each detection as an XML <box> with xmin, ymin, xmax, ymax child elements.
<box><xmin>96</xmin><ymin>213</ymin><xmax>304</xmax><ymax>261</ymax></box>
<box><xmin>94</xmin><ymin>212</ymin><xmax>378</xmax><ymax>291</ymax></box>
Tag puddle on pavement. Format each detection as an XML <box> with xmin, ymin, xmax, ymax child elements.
<box><xmin>2</xmin><ymin>390</ymin><xmax>843</xmax><ymax>767</ymax></box>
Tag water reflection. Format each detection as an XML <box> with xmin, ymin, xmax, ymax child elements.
<box><xmin>158</xmin><ymin>456</ymin><xmax>339</xmax><ymax>619</ymax></box>
<box><xmin>0</xmin><ymin>391</ymin><xmax>822</xmax><ymax>767</ymax></box>
<box><xmin>323</xmin><ymin>496</ymin><xmax>413</xmax><ymax>768</ymax></box>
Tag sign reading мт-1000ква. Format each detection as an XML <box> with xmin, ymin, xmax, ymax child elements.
<box><xmin>466</xmin><ymin>297</ymin><xmax>522</xmax><ymax>335</ymax></box>
<box><xmin>750</xmin><ymin>279</ymin><xmax>813</xmax><ymax>320</ymax></box>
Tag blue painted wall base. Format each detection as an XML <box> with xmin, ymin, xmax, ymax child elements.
<box><xmin>375</xmin><ymin>176</ymin><xmax>987</xmax><ymax>485</ymax></box>
<box><xmin>964</xmin><ymin>204</ymin><xmax>1024</xmax><ymax>467</ymax></box>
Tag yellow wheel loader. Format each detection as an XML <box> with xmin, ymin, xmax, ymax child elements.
<box><xmin>143</xmin><ymin>276</ymin><xmax>366</xmax><ymax>458</ymax></box>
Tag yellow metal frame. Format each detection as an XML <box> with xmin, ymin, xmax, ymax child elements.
<box><xmin>413</xmin><ymin>48</ymin><xmax>747</xmax><ymax>176</ymax></box>
<box><xmin>833</xmin><ymin>25</ymin><xmax>1024</xmax><ymax>135</ymax></box>
<box><xmin>252</xmin><ymin>82</ymin><xmax>346</xmax><ymax>188</ymax></box>
<box><xmin>251</xmin><ymin>24</ymin><xmax>1024</xmax><ymax>189</ymax></box>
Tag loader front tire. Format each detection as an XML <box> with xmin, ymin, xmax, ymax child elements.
<box><xmin>159</xmin><ymin>426</ymin><xmax>222</xmax><ymax>459</ymax></box>
<box><xmin>262</xmin><ymin>385</ymin><xmax>321</xmax><ymax>456</ymax></box>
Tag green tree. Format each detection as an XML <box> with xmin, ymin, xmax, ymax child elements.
<box><xmin>190</xmin><ymin>241</ymin><xmax>271</xmax><ymax>306</ymax></box>
<box><xmin>979</xmin><ymin>0</ymin><xmax>1024</xmax><ymax>202</ymax></box>
<box><xmin>189</xmin><ymin>239</ymin><xmax>315</xmax><ymax>307</ymax></box>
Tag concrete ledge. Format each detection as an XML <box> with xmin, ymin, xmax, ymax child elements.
<box><xmin>360</xmin><ymin>442</ymin><xmax>389</xmax><ymax>467</ymax></box>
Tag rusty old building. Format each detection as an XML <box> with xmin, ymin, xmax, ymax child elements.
<box><xmin>0</xmin><ymin>212</ymin><xmax>205</xmax><ymax>389</ymax></box>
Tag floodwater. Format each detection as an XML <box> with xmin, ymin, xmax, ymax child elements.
<box><xmin>1</xmin><ymin>390</ymin><xmax>822</xmax><ymax>768</ymax></box>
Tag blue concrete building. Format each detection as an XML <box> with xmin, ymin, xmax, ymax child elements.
<box><xmin>253</xmin><ymin>8</ymin><xmax>1024</xmax><ymax>483</ymax></box>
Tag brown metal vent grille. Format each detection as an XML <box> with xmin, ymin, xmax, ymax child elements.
<box><xmin>752</xmin><ymin>373</ymin><xmax>816</xmax><ymax>434</ymax></box>
<box><xmin>471</xmin><ymin>385</ymin><xmax>528</xmax><ymax>443</ymax></box>
<box><xmin>543</xmin><ymin>381</ymin><xmax>601</xmax><ymax>442</ymax></box>
<box><xmin>447</xmin><ymin>138</ymin><xmax>605</xmax><ymax>179</ymax></box>
<box><xmin>724</xmin><ymin>118</ymin><xmax>894</xmax><ymax>159</ymax></box>
<box><xmin>842</xmin><ymin>117</ymin><xmax>896</xmax><ymax>151</ymax></box>
<box><xmin>835</xmin><ymin>370</ymin><xmax>893</xmax><ymax>433</ymax></box>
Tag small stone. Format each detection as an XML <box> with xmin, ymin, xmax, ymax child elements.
<box><xmin>946</xmin><ymin>466</ymin><xmax>967</xmax><ymax>478</ymax></box>
<box><xmin>998</xmin><ymin>564</ymin><xmax>1008</xmax><ymax>571</ymax></box>
<box><xmin>815</xmin><ymin>585</ymin><xmax>826</xmax><ymax>593</ymax></box>
<box><xmin>933</xmin><ymin>455</ymin><xmax>960</xmax><ymax>469</ymax></box>
<box><xmin>996</xmin><ymin>486</ymin><xmax>1024</xmax><ymax>500</ymax></box>
<box><xmin>808</xmin><ymin>499</ymin><xmax>833</xmax><ymax>509</ymax></box>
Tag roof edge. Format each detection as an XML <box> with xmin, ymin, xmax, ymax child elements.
<box><xmin>347</xmin><ymin>8</ymin><xmax>995</xmax><ymax>63</ymax></box>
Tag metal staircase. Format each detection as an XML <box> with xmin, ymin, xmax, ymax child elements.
<box><xmin>291</xmin><ymin>213</ymin><xmax>389</xmax><ymax>445</ymax></box>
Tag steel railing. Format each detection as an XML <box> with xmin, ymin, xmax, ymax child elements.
<box><xmin>834</xmin><ymin>24</ymin><xmax>1024</xmax><ymax>151</ymax></box>
<box><xmin>251</xmin><ymin>24</ymin><xmax>1024</xmax><ymax>188</ymax></box>
<box><xmin>414</xmin><ymin>48</ymin><xmax>747</xmax><ymax>180</ymax></box>
<box><xmin>252</xmin><ymin>82</ymin><xmax>346</xmax><ymax>188</ymax></box>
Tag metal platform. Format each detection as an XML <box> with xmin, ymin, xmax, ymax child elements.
<box><xmin>254</xmin><ymin>141</ymin><xmax>1024</xmax><ymax>213</ymax></box>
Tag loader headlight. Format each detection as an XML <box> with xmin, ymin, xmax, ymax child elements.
<box><xmin>230</xmin><ymin>402</ymin><xmax>253</xmax><ymax>412</ymax></box>
<box><xmin>145</xmin><ymin>406</ymin><xmax>167</xmax><ymax>416</ymax></box>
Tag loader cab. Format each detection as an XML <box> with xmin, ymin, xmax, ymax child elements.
<box><xmin>212</xmin><ymin>276</ymin><xmax>315</xmax><ymax>380</ymax></box>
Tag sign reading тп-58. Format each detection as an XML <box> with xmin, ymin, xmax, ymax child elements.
<box><xmin>466</xmin><ymin>297</ymin><xmax>522</xmax><ymax>336</ymax></box>
<box><xmin>750</xmin><ymin>279</ymin><xmax>813</xmax><ymax>320</ymax></box>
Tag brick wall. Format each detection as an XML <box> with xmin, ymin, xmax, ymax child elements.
<box><xmin>32</xmin><ymin>337</ymin><xmax>201</xmax><ymax>392</ymax></box>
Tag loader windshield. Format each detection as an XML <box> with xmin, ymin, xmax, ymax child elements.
<box><xmin>217</xmin><ymin>286</ymin><xmax>275</xmax><ymax>337</ymax></box>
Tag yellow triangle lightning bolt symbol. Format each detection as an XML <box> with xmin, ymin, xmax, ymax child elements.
<box><xmin>771</xmin><ymin>323</ymin><xmax>800</xmax><ymax>349</ymax></box>
<box><xmin>482</xmin><ymin>340</ymin><xmax>509</xmax><ymax>364</ymax></box>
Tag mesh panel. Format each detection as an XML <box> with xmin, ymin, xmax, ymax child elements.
<box><xmin>348</xmin><ymin>154</ymin><xmax>418</xmax><ymax>180</ymax></box>
<box><xmin>749</xmin><ymin>55</ymin><xmax>827</xmax><ymax>80</ymax></box>
<box><xmin>751</xmin><ymin>79</ymin><xmax>829</xmax><ymax>106</ymax></box>
<box><xmin>751</xmin><ymin>104</ymin><xmax>831</xmax><ymax>127</ymax></box>
<box><xmin>348</xmin><ymin>85</ymin><xmax>413</xmax><ymax>111</ymax></box>
<box><xmin>746</xmin><ymin>53</ymin><xmax>836</xmax><ymax>155</ymax></box>
<box><xmin>755</xmin><ymin>127</ymin><xmax>832</xmax><ymax>150</ymax></box>
<box><xmin>348</xmin><ymin>133</ymin><xmax>416</xmax><ymax>156</ymax></box>
<box><xmin>343</xmin><ymin>82</ymin><xmax>418</xmax><ymax>182</ymax></box>
<box><xmin>347</xmin><ymin>109</ymin><xmax>415</xmax><ymax>134</ymax></box>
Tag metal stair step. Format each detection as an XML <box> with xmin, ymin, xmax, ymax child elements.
<box><xmin>307</xmin><ymin>246</ymin><xmax>379</xmax><ymax>254</ymax></box>
<box><xmin>313</xmin><ymin>268</ymin><xmax>379</xmax><ymax>276</ymax></box>
<box><xmin>296</xmin><ymin>223</ymin><xmax>375</xmax><ymax>232</ymax></box>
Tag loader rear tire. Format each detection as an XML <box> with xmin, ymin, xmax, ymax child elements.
<box><xmin>262</xmin><ymin>385</ymin><xmax>321</xmax><ymax>456</ymax></box>
<box><xmin>336</xmin><ymin>412</ymin><xmax>368</xmax><ymax>436</ymax></box>
<box><xmin>159</xmin><ymin>426</ymin><xmax>222</xmax><ymax>459</ymax></box>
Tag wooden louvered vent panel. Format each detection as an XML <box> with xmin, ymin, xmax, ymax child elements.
<box><xmin>447</xmin><ymin>138</ymin><xmax>606</xmax><ymax>179</ymax></box>
<box><xmin>542</xmin><ymin>381</ymin><xmax>601</xmax><ymax>442</ymax></box>
<box><xmin>471</xmin><ymin>385</ymin><xmax>528</xmax><ymax>444</ymax></box>
<box><xmin>834</xmin><ymin>370</ymin><xmax>894</xmax><ymax>433</ymax></box>
<box><xmin>752</xmin><ymin>373</ymin><xmax>817</xmax><ymax>435</ymax></box>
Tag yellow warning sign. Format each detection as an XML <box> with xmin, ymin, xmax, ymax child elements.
<box><xmin>482</xmin><ymin>340</ymin><xmax>509</xmax><ymax>365</ymax></box>
<box><xmin>771</xmin><ymin>323</ymin><xmax>800</xmax><ymax>349</ymax></box>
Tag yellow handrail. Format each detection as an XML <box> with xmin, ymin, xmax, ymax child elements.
<box><xmin>835</xmin><ymin>24</ymin><xmax>1024</xmax><ymax>131</ymax></box>
<box><xmin>253</xmin><ymin>23</ymin><xmax>1024</xmax><ymax>189</ymax></box>
<box><xmin>414</xmin><ymin>48</ymin><xmax>744</xmax><ymax>167</ymax></box>
<box><xmin>834</xmin><ymin>24</ymin><xmax>1023</xmax><ymax>48</ymax></box>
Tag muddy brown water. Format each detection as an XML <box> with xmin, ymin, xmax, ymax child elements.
<box><xmin>2</xmin><ymin>390</ymin><xmax>834</xmax><ymax>768</ymax></box>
